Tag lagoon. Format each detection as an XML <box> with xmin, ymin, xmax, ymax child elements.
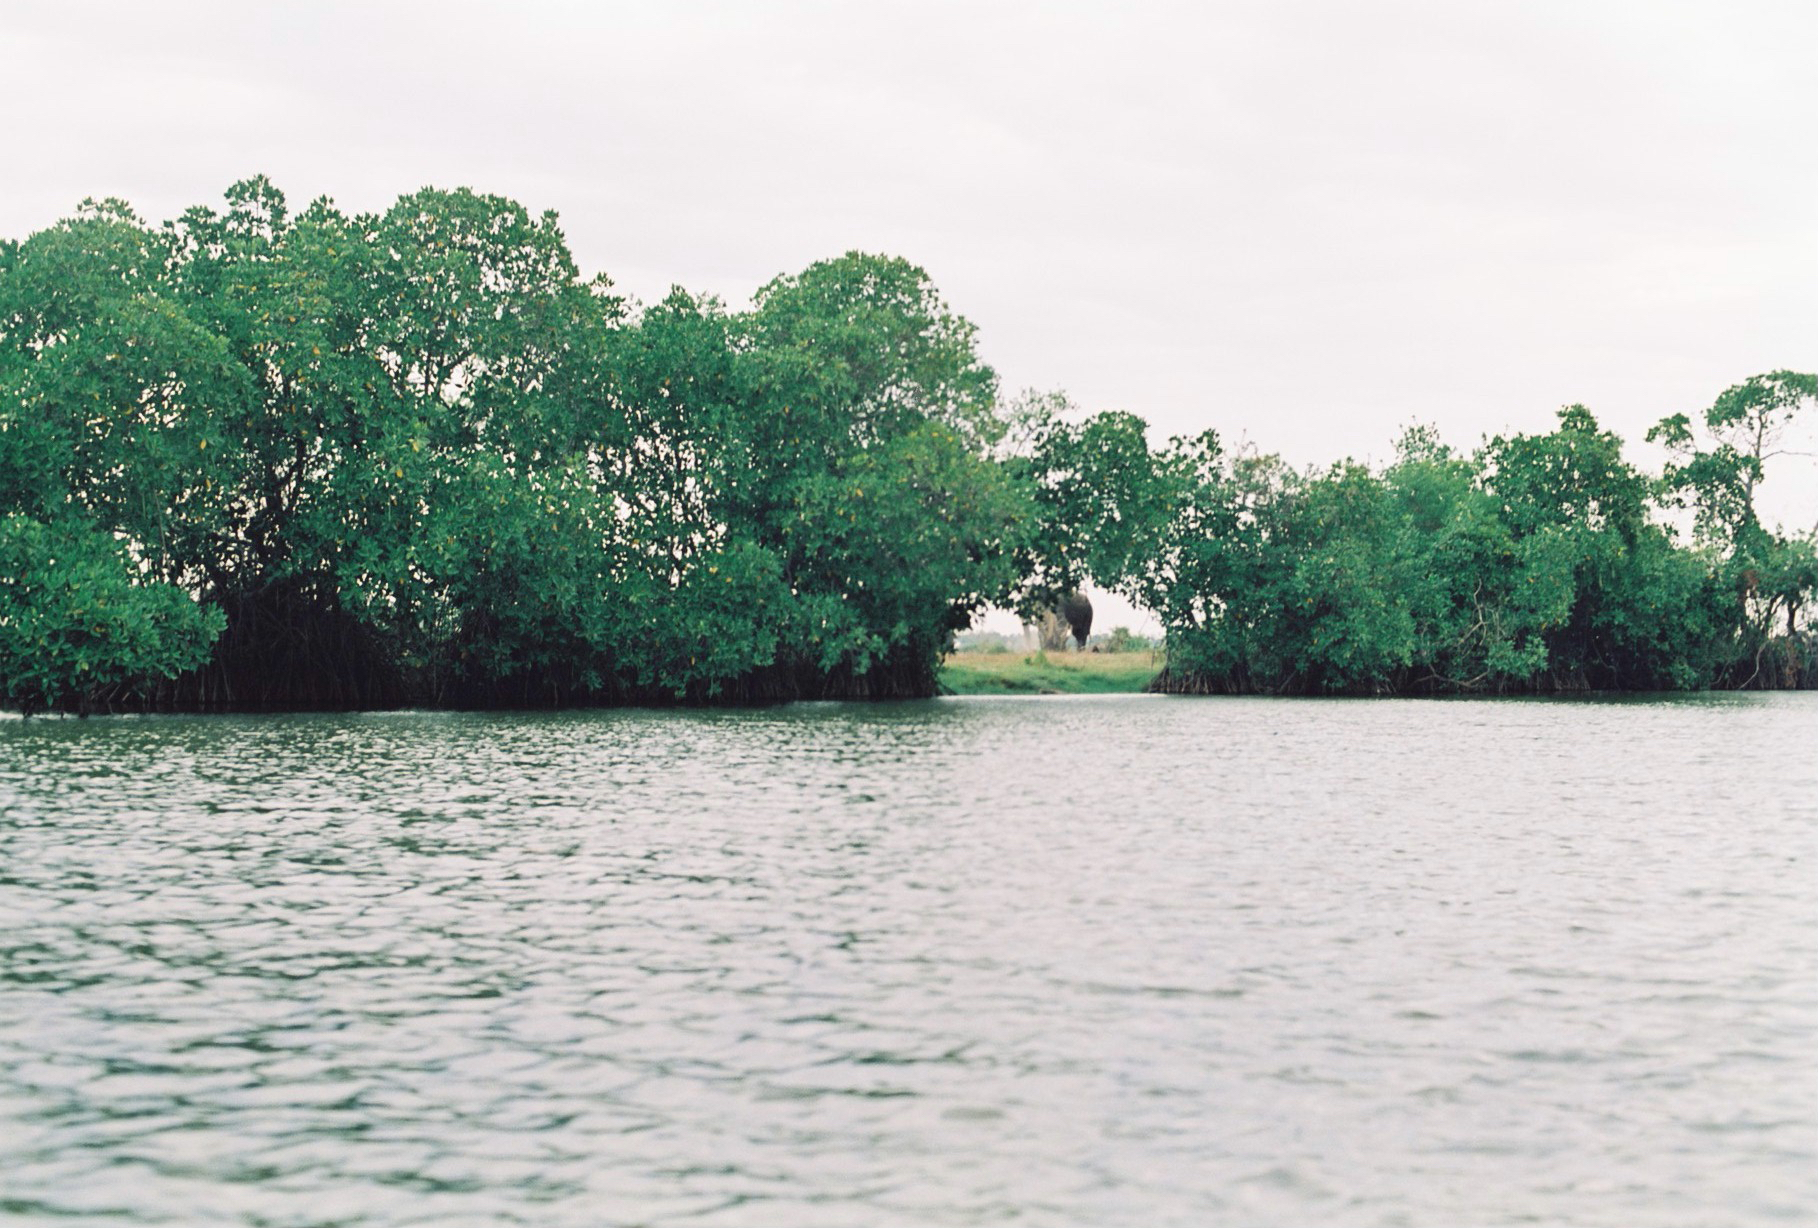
<box><xmin>2</xmin><ymin>694</ymin><xmax>1815</xmax><ymax>1225</ymax></box>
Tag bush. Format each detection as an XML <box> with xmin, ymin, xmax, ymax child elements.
<box><xmin>0</xmin><ymin>516</ymin><xmax>223</xmax><ymax>713</ymax></box>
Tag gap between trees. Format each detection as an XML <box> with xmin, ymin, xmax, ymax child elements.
<box><xmin>1</xmin><ymin>179</ymin><xmax>1812</xmax><ymax>712</ymax></box>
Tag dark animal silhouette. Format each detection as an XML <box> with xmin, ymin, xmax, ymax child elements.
<box><xmin>1059</xmin><ymin>590</ymin><xmax>1093</xmax><ymax>648</ymax></box>
<box><xmin>1027</xmin><ymin>590</ymin><xmax>1094</xmax><ymax>651</ymax></box>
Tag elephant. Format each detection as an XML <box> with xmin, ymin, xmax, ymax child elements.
<box><xmin>1027</xmin><ymin>590</ymin><xmax>1093</xmax><ymax>651</ymax></box>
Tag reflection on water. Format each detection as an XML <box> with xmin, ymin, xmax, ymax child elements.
<box><xmin>2</xmin><ymin>694</ymin><xmax>1815</xmax><ymax>1226</ymax></box>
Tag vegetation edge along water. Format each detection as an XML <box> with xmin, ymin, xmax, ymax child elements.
<box><xmin>1</xmin><ymin>177</ymin><xmax>1813</xmax><ymax>714</ymax></box>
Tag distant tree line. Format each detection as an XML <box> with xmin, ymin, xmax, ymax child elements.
<box><xmin>1024</xmin><ymin>382</ymin><xmax>1817</xmax><ymax>694</ymax></box>
<box><xmin>0</xmin><ymin>179</ymin><xmax>1811</xmax><ymax>711</ymax></box>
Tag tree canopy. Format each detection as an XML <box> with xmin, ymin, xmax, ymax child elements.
<box><xmin>0</xmin><ymin>181</ymin><xmax>1027</xmax><ymax>711</ymax></box>
<box><xmin>1036</xmin><ymin>396</ymin><xmax>1815</xmax><ymax>695</ymax></box>
<box><xmin>0</xmin><ymin>178</ymin><xmax>1810</xmax><ymax>711</ymax></box>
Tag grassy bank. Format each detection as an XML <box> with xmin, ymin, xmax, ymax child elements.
<box><xmin>939</xmin><ymin>650</ymin><xmax>1162</xmax><ymax>695</ymax></box>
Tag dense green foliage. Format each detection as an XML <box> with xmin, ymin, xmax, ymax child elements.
<box><xmin>0</xmin><ymin>515</ymin><xmax>222</xmax><ymax>714</ymax></box>
<box><xmin>0</xmin><ymin>180</ymin><xmax>1027</xmax><ymax>711</ymax></box>
<box><xmin>1033</xmin><ymin>396</ymin><xmax>1816</xmax><ymax>694</ymax></box>
<box><xmin>1</xmin><ymin>178</ymin><xmax>1810</xmax><ymax>711</ymax></box>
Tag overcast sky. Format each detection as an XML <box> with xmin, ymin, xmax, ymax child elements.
<box><xmin>4</xmin><ymin>0</ymin><xmax>1814</xmax><ymax>629</ymax></box>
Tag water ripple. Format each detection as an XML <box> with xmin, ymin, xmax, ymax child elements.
<box><xmin>2</xmin><ymin>694</ymin><xmax>1815</xmax><ymax>1225</ymax></box>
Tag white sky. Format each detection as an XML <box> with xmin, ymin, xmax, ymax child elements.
<box><xmin>4</xmin><ymin>1</ymin><xmax>1815</xmax><ymax>634</ymax></box>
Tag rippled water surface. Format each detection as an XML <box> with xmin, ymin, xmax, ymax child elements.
<box><xmin>2</xmin><ymin>694</ymin><xmax>1815</xmax><ymax>1226</ymax></box>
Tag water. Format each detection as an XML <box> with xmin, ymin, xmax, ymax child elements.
<box><xmin>1</xmin><ymin>694</ymin><xmax>1814</xmax><ymax>1226</ymax></box>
